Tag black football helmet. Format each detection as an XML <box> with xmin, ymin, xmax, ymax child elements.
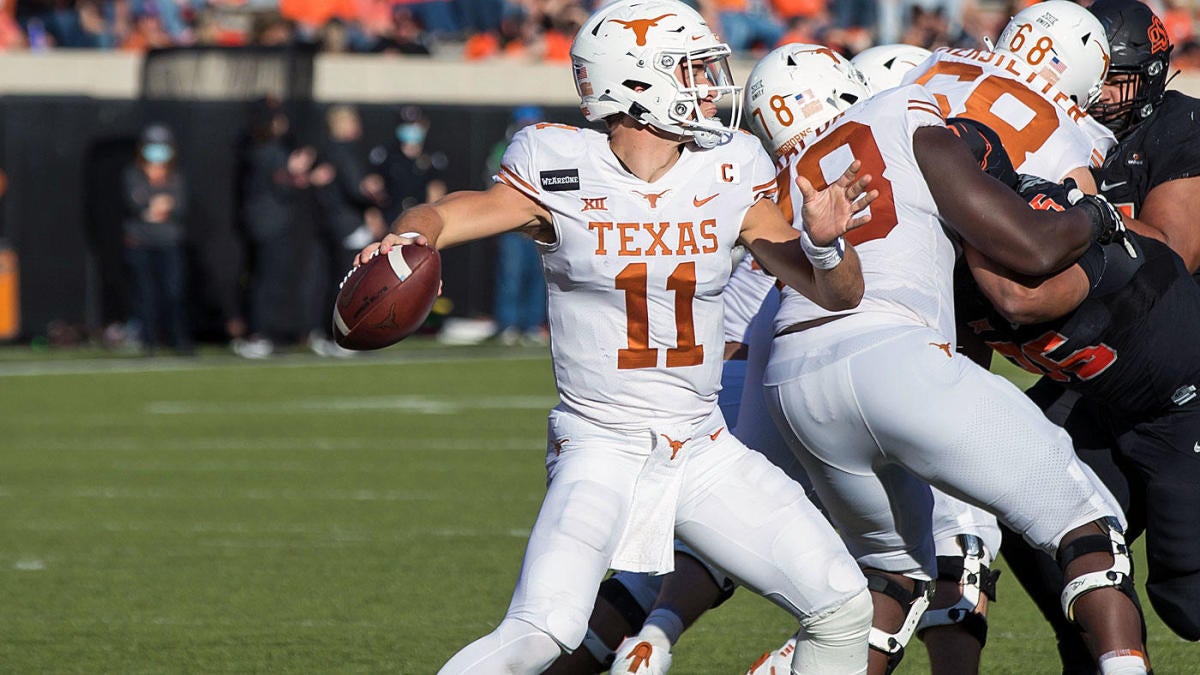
<box><xmin>1087</xmin><ymin>0</ymin><xmax>1174</xmax><ymax>137</ymax></box>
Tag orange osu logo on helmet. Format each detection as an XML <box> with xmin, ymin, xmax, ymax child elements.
<box><xmin>1148</xmin><ymin>15</ymin><xmax>1170</xmax><ymax>54</ymax></box>
<box><xmin>610</xmin><ymin>14</ymin><xmax>676</xmax><ymax>46</ymax></box>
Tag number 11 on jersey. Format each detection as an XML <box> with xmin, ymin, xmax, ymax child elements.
<box><xmin>616</xmin><ymin>261</ymin><xmax>703</xmax><ymax>369</ymax></box>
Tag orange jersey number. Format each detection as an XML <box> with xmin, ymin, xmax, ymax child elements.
<box><xmin>790</xmin><ymin>121</ymin><xmax>899</xmax><ymax>246</ymax></box>
<box><xmin>987</xmin><ymin>331</ymin><xmax>1117</xmax><ymax>382</ymax></box>
<box><xmin>915</xmin><ymin>61</ymin><xmax>1059</xmax><ymax>168</ymax></box>
<box><xmin>616</xmin><ymin>262</ymin><xmax>703</xmax><ymax>369</ymax></box>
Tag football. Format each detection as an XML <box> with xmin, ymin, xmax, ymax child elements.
<box><xmin>332</xmin><ymin>244</ymin><xmax>441</xmax><ymax>350</ymax></box>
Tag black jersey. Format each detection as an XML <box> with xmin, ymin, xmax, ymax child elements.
<box><xmin>957</xmin><ymin>232</ymin><xmax>1200</xmax><ymax>417</ymax></box>
<box><xmin>1093</xmin><ymin>90</ymin><xmax>1200</xmax><ymax>218</ymax></box>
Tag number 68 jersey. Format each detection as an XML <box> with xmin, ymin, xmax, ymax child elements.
<box><xmin>904</xmin><ymin>47</ymin><xmax>1115</xmax><ymax>181</ymax></box>
<box><xmin>495</xmin><ymin>124</ymin><xmax>778</xmax><ymax>431</ymax></box>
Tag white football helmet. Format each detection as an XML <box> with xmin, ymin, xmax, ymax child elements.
<box><xmin>851</xmin><ymin>44</ymin><xmax>932</xmax><ymax>94</ymax></box>
<box><xmin>994</xmin><ymin>0</ymin><xmax>1111</xmax><ymax>108</ymax></box>
<box><xmin>744</xmin><ymin>43</ymin><xmax>872</xmax><ymax>157</ymax></box>
<box><xmin>570</xmin><ymin>0</ymin><xmax>741</xmax><ymax>148</ymax></box>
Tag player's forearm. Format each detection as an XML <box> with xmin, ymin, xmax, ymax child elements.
<box><xmin>390</xmin><ymin>203</ymin><xmax>448</xmax><ymax>248</ymax></box>
<box><xmin>965</xmin><ymin>247</ymin><xmax>1086</xmax><ymax>325</ymax></box>
<box><xmin>768</xmin><ymin>242</ymin><xmax>864</xmax><ymax>311</ymax></box>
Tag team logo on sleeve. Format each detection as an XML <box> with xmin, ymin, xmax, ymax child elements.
<box><xmin>540</xmin><ymin>169</ymin><xmax>580</xmax><ymax>191</ymax></box>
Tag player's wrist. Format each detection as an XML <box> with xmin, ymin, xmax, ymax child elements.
<box><xmin>800</xmin><ymin>229</ymin><xmax>845</xmax><ymax>270</ymax></box>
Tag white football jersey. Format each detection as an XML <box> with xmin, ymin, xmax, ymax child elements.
<box><xmin>771</xmin><ymin>86</ymin><xmax>955</xmax><ymax>352</ymax></box>
<box><xmin>904</xmin><ymin>47</ymin><xmax>1116</xmax><ymax>180</ymax></box>
<box><xmin>723</xmin><ymin>254</ymin><xmax>777</xmax><ymax>344</ymax></box>
<box><xmin>496</xmin><ymin>124</ymin><xmax>778</xmax><ymax>430</ymax></box>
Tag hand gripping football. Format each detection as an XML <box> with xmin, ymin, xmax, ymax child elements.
<box><xmin>332</xmin><ymin>244</ymin><xmax>441</xmax><ymax>350</ymax></box>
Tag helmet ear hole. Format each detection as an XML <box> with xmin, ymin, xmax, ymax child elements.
<box><xmin>623</xmin><ymin>79</ymin><xmax>652</xmax><ymax>93</ymax></box>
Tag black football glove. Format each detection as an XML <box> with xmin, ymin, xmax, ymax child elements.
<box><xmin>1062</xmin><ymin>178</ymin><xmax>1127</xmax><ymax>245</ymax></box>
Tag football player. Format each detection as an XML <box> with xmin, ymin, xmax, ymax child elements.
<box><xmin>852</xmin><ymin>44</ymin><xmax>933</xmax><ymax>93</ymax></box>
<box><xmin>745</xmin><ymin>43</ymin><xmax>1149</xmax><ymax>675</ymax></box>
<box><xmin>993</xmin><ymin>1</ymin><xmax>1200</xmax><ymax>671</ymax></box>
<box><xmin>894</xmin><ymin>5</ymin><xmax>1121</xmax><ymax>670</ymax></box>
<box><xmin>1088</xmin><ymin>0</ymin><xmax>1200</xmax><ymax>272</ymax></box>
<box><xmin>903</xmin><ymin>1</ymin><xmax>1117</xmax><ymax>193</ymax></box>
<box><xmin>357</xmin><ymin>1</ymin><xmax>882</xmax><ymax>672</ymax></box>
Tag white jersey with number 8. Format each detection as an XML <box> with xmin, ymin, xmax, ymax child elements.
<box><xmin>768</xmin><ymin>85</ymin><xmax>952</xmax><ymax>383</ymax></box>
<box><xmin>496</xmin><ymin>123</ymin><xmax>778</xmax><ymax>431</ymax></box>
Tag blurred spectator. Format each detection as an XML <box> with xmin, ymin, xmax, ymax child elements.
<box><xmin>251</xmin><ymin>12</ymin><xmax>296</xmax><ymax>46</ymax></box>
<box><xmin>17</xmin><ymin>0</ymin><xmax>84</xmax><ymax>47</ymax></box>
<box><xmin>234</xmin><ymin>98</ymin><xmax>315</xmax><ymax>358</ymax></box>
<box><xmin>371</xmin><ymin>7</ymin><xmax>434</xmax><ymax>54</ymax></box>
<box><xmin>700</xmin><ymin>0</ymin><xmax>786</xmax><ymax>52</ymax></box>
<box><xmin>454</xmin><ymin>0</ymin><xmax>504</xmax><ymax>34</ymax></box>
<box><xmin>487</xmin><ymin>105</ymin><xmax>547</xmax><ymax>346</ymax></box>
<box><xmin>306</xmin><ymin>104</ymin><xmax>385</xmax><ymax>356</ymax></box>
<box><xmin>0</xmin><ymin>0</ymin><xmax>27</xmax><ymax>49</ymax></box>
<box><xmin>368</xmin><ymin>105</ymin><xmax>447</xmax><ymax>226</ymax></box>
<box><xmin>121</xmin><ymin>123</ymin><xmax>192</xmax><ymax>355</ymax></box>
<box><xmin>901</xmin><ymin>4</ymin><xmax>956</xmax><ymax>50</ymax></box>
<box><xmin>122</xmin><ymin>7</ymin><xmax>174</xmax><ymax>51</ymax></box>
<box><xmin>1163</xmin><ymin>0</ymin><xmax>1195</xmax><ymax>47</ymax></box>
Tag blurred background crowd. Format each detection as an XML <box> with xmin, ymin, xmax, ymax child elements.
<box><xmin>3</xmin><ymin>0</ymin><xmax>1200</xmax><ymax>360</ymax></box>
<box><xmin>4</xmin><ymin>0</ymin><xmax>1200</xmax><ymax>67</ymax></box>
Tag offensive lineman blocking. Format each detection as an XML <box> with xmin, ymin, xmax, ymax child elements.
<box><xmin>745</xmin><ymin>44</ymin><xmax>1150</xmax><ymax>675</ymax></box>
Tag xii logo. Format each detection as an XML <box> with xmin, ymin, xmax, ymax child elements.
<box><xmin>581</xmin><ymin>196</ymin><xmax>608</xmax><ymax>212</ymax></box>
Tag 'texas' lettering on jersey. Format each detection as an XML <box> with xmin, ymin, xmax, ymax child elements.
<box><xmin>587</xmin><ymin>220</ymin><xmax>720</xmax><ymax>256</ymax></box>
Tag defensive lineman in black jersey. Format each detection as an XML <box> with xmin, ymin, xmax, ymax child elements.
<box><xmin>958</xmin><ymin>175</ymin><xmax>1200</xmax><ymax>673</ymax></box>
<box><xmin>988</xmin><ymin>3</ymin><xmax>1200</xmax><ymax>670</ymax></box>
<box><xmin>1090</xmin><ymin>0</ymin><xmax>1200</xmax><ymax>274</ymax></box>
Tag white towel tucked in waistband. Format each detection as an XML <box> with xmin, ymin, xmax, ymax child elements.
<box><xmin>609</xmin><ymin>426</ymin><xmax>692</xmax><ymax>575</ymax></box>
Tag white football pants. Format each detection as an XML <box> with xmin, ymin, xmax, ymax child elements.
<box><xmin>764</xmin><ymin>320</ymin><xmax>1122</xmax><ymax>577</ymax></box>
<box><xmin>439</xmin><ymin>405</ymin><xmax>868</xmax><ymax>673</ymax></box>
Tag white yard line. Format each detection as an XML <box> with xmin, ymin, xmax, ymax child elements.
<box><xmin>4</xmin><ymin>436</ymin><xmax>545</xmax><ymax>452</ymax></box>
<box><xmin>144</xmin><ymin>395</ymin><xmax>558</xmax><ymax>416</ymax></box>
<box><xmin>0</xmin><ymin>349</ymin><xmax>546</xmax><ymax>378</ymax></box>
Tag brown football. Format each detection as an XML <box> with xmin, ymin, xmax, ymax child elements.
<box><xmin>332</xmin><ymin>244</ymin><xmax>441</xmax><ymax>350</ymax></box>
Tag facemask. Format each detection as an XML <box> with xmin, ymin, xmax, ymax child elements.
<box><xmin>141</xmin><ymin>143</ymin><xmax>174</xmax><ymax>164</ymax></box>
<box><xmin>396</xmin><ymin>124</ymin><xmax>426</xmax><ymax>145</ymax></box>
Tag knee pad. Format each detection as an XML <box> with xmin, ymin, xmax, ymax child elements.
<box><xmin>789</xmin><ymin>589</ymin><xmax>873</xmax><ymax>675</ymax></box>
<box><xmin>866</xmin><ymin>572</ymin><xmax>932</xmax><ymax>675</ymax></box>
<box><xmin>916</xmin><ymin>534</ymin><xmax>999</xmax><ymax>647</ymax></box>
<box><xmin>1146</xmin><ymin>570</ymin><xmax>1200</xmax><ymax>641</ymax></box>
<box><xmin>437</xmin><ymin>617</ymin><xmax>562</xmax><ymax>674</ymax></box>
<box><xmin>1057</xmin><ymin>517</ymin><xmax>1139</xmax><ymax>624</ymax></box>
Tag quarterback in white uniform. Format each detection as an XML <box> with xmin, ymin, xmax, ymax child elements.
<box><xmin>744</xmin><ymin>43</ymin><xmax>1149</xmax><ymax>675</ymax></box>
<box><xmin>358</xmin><ymin>2</ymin><xmax>882</xmax><ymax>673</ymax></box>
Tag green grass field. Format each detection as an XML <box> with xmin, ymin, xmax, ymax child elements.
<box><xmin>0</xmin><ymin>342</ymin><xmax>1194</xmax><ymax>673</ymax></box>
